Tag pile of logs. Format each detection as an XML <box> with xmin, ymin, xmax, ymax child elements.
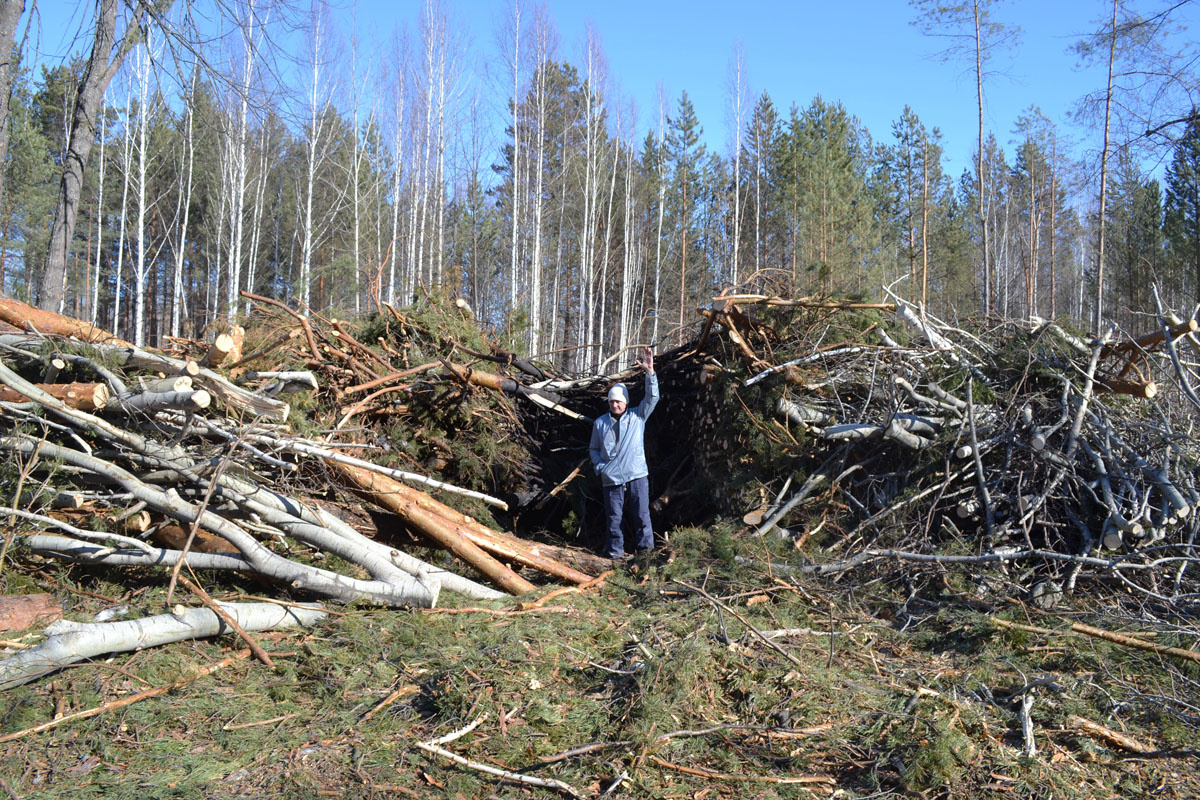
<box><xmin>4</xmin><ymin>282</ymin><xmax>1200</xmax><ymax>633</ymax></box>
<box><xmin>0</xmin><ymin>295</ymin><xmax>610</xmax><ymax>622</ymax></box>
<box><xmin>692</xmin><ymin>288</ymin><xmax>1200</xmax><ymax>610</ymax></box>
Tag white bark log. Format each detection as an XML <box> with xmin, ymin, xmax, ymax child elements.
<box><xmin>3</xmin><ymin>436</ymin><xmax>440</xmax><ymax>608</ymax></box>
<box><xmin>0</xmin><ymin>602</ymin><xmax>327</xmax><ymax>689</ymax></box>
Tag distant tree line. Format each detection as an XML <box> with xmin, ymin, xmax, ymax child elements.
<box><xmin>1</xmin><ymin>0</ymin><xmax>1197</xmax><ymax>369</ymax></box>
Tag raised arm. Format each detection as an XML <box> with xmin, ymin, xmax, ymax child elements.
<box><xmin>636</xmin><ymin>346</ymin><xmax>659</xmax><ymax>417</ymax></box>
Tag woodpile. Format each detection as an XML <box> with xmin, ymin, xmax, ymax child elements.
<box><xmin>0</xmin><ymin>294</ymin><xmax>611</xmax><ymax>630</ymax></box>
<box><xmin>682</xmin><ymin>289</ymin><xmax>1200</xmax><ymax>611</ymax></box>
<box><xmin>3</xmin><ymin>284</ymin><xmax>1200</xmax><ymax>680</ymax></box>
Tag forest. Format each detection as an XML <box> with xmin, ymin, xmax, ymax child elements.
<box><xmin>0</xmin><ymin>0</ymin><xmax>1197</xmax><ymax>368</ymax></box>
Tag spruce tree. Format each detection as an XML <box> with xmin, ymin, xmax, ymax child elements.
<box><xmin>1165</xmin><ymin>117</ymin><xmax>1200</xmax><ymax>305</ymax></box>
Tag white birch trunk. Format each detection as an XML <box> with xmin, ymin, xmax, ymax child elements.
<box><xmin>90</xmin><ymin>102</ymin><xmax>106</xmax><ymax>326</ymax></box>
<box><xmin>528</xmin><ymin>15</ymin><xmax>550</xmax><ymax>355</ymax></box>
<box><xmin>132</xmin><ymin>42</ymin><xmax>150</xmax><ymax>347</ymax></box>
<box><xmin>113</xmin><ymin>86</ymin><xmax>133</xmax><ymax>340</ymax></box>
<box><xmin>388</xmin><ymin>54</ymin><xmax>406</xmax><ymax>306</ymax></box>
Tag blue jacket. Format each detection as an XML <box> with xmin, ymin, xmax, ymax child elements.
<box><xmin>590</xmin><ymin>373</ymin><xmax>659</xmax><ymax>487</ymax></box>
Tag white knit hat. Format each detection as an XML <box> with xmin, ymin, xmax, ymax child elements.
<box><xmin>607</xmin><ymin>384</ymin><xmax>628</xmax><ymax>403</ymax></box>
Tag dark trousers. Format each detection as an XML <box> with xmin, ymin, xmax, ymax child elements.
<box><xmin>603</xmin><ymin>476</ymin><xmax>653</xmax><ymax>558</ymax></box>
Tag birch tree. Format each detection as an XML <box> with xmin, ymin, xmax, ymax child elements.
<box><xmin>385</xmin><ymin>30</ymin><xmax>408</xmax><ymax>306</ymax></box>
<box><xmin>726</xmin><ymin>43</ymin><xmax>748</xmax><ymax>287</ymax></box>
<box><xmin>40</xmin><ymin>0</ymin><xmax>165</xmax><ymax>312</ymax></box>
<box><xmin>299</xmin><ymin>0</ymin><xmax>335</xmax><ymax>310</ymax></box>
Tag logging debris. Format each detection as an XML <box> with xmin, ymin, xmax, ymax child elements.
<box><xmin>1</xmin><ymin>287</ymin><xmax>1199</xmax><ymax>673</ymax></box>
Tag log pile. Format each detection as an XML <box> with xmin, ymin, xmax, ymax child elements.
<box><xmin>683</xmin><ymin>289</ymin><xmax>1200</xmax><ymax>611</ymax></box>
<box><xmin>3</xmin><ymin>283</ymin><xmax>1200</xmax><ymax>637</ymax></box>
<box><xmin>0</xmin><ymin>295</ymin><xmax>609</xmax><ymax>622</ymax></box>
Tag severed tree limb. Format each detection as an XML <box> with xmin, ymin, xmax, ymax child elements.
<box><xmin>343</xmin><ymin>362</ymin><xmax>441</xmax><ymax>395</ymax></box>
<box><xmin>98</xmin><ymin>344</ymin><xmax>288</xmax><ymax>421</ymax></box>
<box><xmin>107</xmin><ymin>388</ymin><xmax>211</xmax><ymax>415</ymax></box>
<box><xmin>240</xmin><ymin>290</ymin><xmax>321</xmax><ymax>360</ymax></box>
<box><xmin>1154</xmin><ymin>286</ymin><xmax>1200</xmax><ymax>416</ymax></box>
<box><xmin>245</xmin><ymin>433</ymin><xmax>509</xmax><ymax>510</ymax></box>
<box><xmin>3</xmin><ymin>436</ymin><xmax>441</xmax><ymax>607</ymax></box>
<box><xmin>674</xmin><ymin>580</ymin><xmax>803</xmax><ymax>667</ymax></box>
<box><xmin>0</xmin><ymin>296</ymin><xmax>134</xmax><ymax>348</ymax></box>
<box><xmin>24</xmin><ymin>533</ymin><xmax>254</xmax><ymax>571</ymax></box>
<box><xmin>416</xmin><ymin>717</ymin><xmax>582</xmax><ymax>798</ymax></box>
<box><xmin>1067</xmin><ymin>714</ymin><xmax>1157</xmax><ymax>754</ymax></box>
<box><xmin>176</xmin><ymin>575</ymin><xmax>274</xmax><ymax>668</ymax></box>
<box><xmin>992</xmin><ymin>618</ymin><xmax>1200</xmax><ymax>666</ymax></box>
<box><xmin>0</xmin><ymin>649</ymin><xmax>254</xmax><ymax>743</ymax></box>
<box><xmin>357</xmin><ymin>684</ymin><xmax>419</xmax><ymax>726</ymax></box>
<box><xmin>372</xmin><ymin>482</ymin><xmax>595</xmax><ymax>584</ymax></box>
<box><xmin>332</xmin><ymin>461</ymin><xmax>535</xmax><ymax>595</ymax></box>
<box><xmin>744</xmin><ymin>346</ymin><xmax>864</xmax><ymax>387</ymax></box>
<box><xmin>308</xmin><ymin>507</ymin><xmax>504</xmax><ymax>600</ymax></box>
<box><xmin>0</xmin><ymin>507</ymin><xmax>155</xmax><ymax>553</ymax></box>
<box><xmin>708</xmin><ymin>292</ymin><xmax>894</xmax><ymax>311</ymax></box>
<box><xmin>203</xmin><ymin>477</ymin><xmax>447</xmax><ymax>590</ymax></box>
<box><xmin>0</xmin><ymin>382</ymin><xmax>109</xmax><ymax>411</ymax></box>
<box><xmin>442</xmin><ymin>362</ymin><xmax>587</xmax><ymax>421</ymax></box>
<box><xmin>0</xmin><ymin>602</ymin><xmax>325</xmax><ymax>690</ymax></box>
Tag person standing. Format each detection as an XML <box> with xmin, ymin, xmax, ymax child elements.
<box><xmin>589</xmin><ymin>346</ymin><xmax>658</xmax><ymax>560</ymax></box>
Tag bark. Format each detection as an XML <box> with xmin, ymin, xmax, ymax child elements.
<box><xmin>106</xmin><ymin>388</ymin><xmax>211</xmax><ymax>414</ymax></box>
<box><xmin>1094</xmin><ymin>0</ymin><xmax>1118</xmax><ymax>331</ymax></box>
<box><xmin>0</xmin><ymin>593</ymin><xmax>61</xmax><ymax>633</ymax></box>
<box><xmin>0</xmin><ymin>381</ymin><xmax>109</xmax><ymax>411</ymax></box>
<box><xmin>110</xmin><ymin>345</ymin><xmax>289</xmax><ymax>421</ymax></box>
<box><xmin>202</xmin><ymin>332</ymin><xmax>238</xmax><ymax>367</ymax></box>
<box><xmin>0</xmin><ymin>602</ymin><xmax>327</xmax><ymax>690</ymax></box>
<box><xmin>332</xmin><ymin>461</ymin><xmax>536</xmax><ymax>595</ymax></box>
<box><xmin>0</xmin><ymin>0</ymin><xmax>26</xmax><ymax>224</ymax></box>
<box><xmin>0</xmin><ymin>296</ymin><xmax>134</xmax><ymax>347</ymax></box>
<box><xmin>3</xmin><ymin>435</ymin><xmax>441</xmax><ymax>608</ymax></box>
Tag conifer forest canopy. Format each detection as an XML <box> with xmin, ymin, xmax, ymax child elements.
<box><xmin>2</xmin><ymin>0</ymin><xmax>1199</xmax><ymax>362</ymax></box>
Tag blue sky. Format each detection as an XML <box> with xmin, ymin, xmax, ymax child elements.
<box><xmin>32</xmin><ymin>1</ymin><xmax>1200</xmax><ymax>182</ymax></box>
<box><xmin>435</xmin><ymin>0</ymin><xmax>1193</xmax><ymax>180</ymax></box>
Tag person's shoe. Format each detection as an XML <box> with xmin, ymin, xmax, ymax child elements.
<box><xmin>608</xmin><ymin>553</ymin><xmax>633</xmax><ymax>563</ymax></box>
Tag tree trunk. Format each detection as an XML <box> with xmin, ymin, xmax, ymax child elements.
<box><xmin>974</xmin><ymin>0</ymin><xmax>990</xmax><ymax>317</ymax></box>
<box><xmin>1094</xmin><ymin>0</ymin><xmax>1118</xmax><ymax>332</ymax></box>
<box><xmin>0</xmin><ymin>0</ymin><xmax>26</xmax><ymax>239</ymax></box>
<box><xmin>40</xmin><ymin>0</ymin><xmax>150</xmax><ymax>312</ymax></box>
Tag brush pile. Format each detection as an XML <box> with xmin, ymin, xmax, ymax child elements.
<box><xmin>0</xmin><ymin>293</ymin><xmax>612</xmax><ymax>626</ymax></box>
<box><xmin>692</xmin><ymin>289</ymin><xmax>1200</xmax><ymax>614</ymax></box>
<box><xmin>2</xmin><ymin>284</ymin><xmax>1200</xmax><ymax>684</ymax></box>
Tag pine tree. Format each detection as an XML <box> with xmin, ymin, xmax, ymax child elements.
<box><xmin>1165</xmin><ymin>116</ymin><xmax>1200</xmax><ymax>306</ymax></box>
<box><xmin>666</xmin><ymin>90</ymin><xmax>705</xmax><ymax>340</ymax></box>
<box><xmin>742</xmin><ymin>91</ymin><xmax>779</xmax><ymax>279</ymax></box>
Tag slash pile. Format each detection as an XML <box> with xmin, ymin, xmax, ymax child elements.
<box><xmin>2</xmin><ymin>285</ymin><xmax>1200</xmax><ymax>687</ymax></box>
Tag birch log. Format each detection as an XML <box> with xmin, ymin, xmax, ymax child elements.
<box><xmin>0</xmin><ymin>602</ymin><xmax>327</xmax><ymax>689</ymax></box>
<box><xmin>2</xmin><ymin>435</ymin><xmax>441</xmax><ymax>608</ymax></box>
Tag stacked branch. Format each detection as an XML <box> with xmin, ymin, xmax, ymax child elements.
<box><xmin>0</xmin><ymin>294</ymin><xmax>606</xmax><ymax>638</ymax></box>
<box><xmin>697</xmin><ymin>291</ymin><xmax>1200</xmax><ymax>610</ymax></box>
